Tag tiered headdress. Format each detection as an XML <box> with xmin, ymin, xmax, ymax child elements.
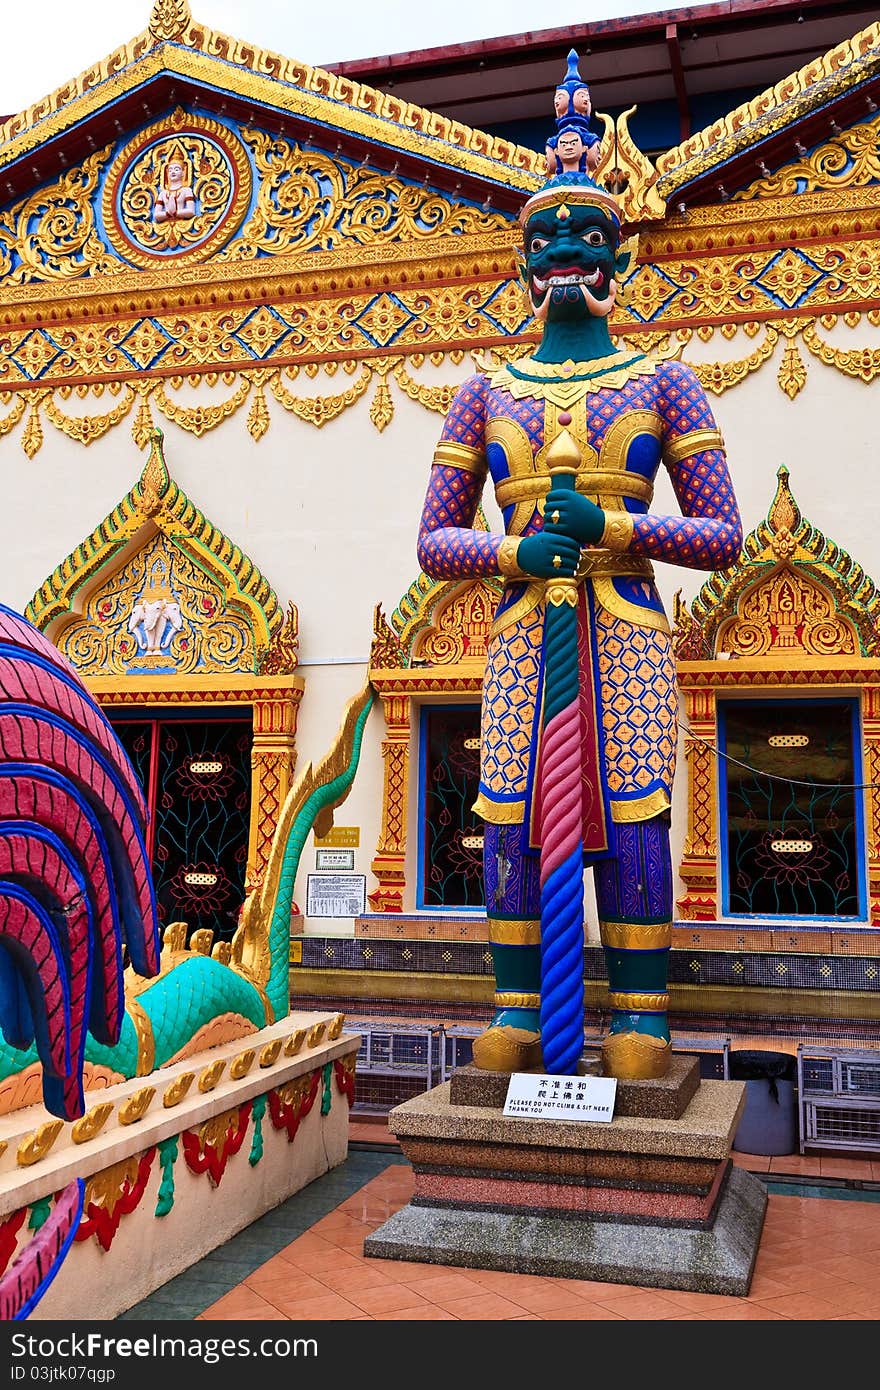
<box><xmin>520</xmin><ymin>49</ymin><xmax>620</xmax><ymax>228</ymax></box>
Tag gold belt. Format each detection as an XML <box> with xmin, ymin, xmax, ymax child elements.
<box><xmin>494</xmin><ymin>471</ymin><xmax>654</xmax><ymax>511</ymax></box>
<box><xmin>575</xmin><ymin>551</ymin><xmax>653</xmax><ymax>582</ymax></box>
<box><xmin>490</xmin><ymin>553</ymin><xmax>655</xmax><ymax>640</ymax></box>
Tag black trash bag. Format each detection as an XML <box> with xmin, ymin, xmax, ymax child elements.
<box><xmin>729</xmin><ymin>1049</ymin><xmax>797</xmax><ymax>1103</ymax></box>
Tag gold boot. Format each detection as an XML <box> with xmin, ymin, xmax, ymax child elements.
<box><xmin>600</xmin><ymin>1030</ymin><xmax>672</xmax><ymax>1080</ymax></box>
<box><xmin>472</xmin><ymin>1023</ymin><xmax>543</xmax><ymax>1073</ymax></box>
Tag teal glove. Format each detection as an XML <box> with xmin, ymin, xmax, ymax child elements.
<box><xmin>545</xmin><ymin>488</ymin><xmax>605</xmax><ymax>545</ymax></box>
<box><xmin>516</xmin><ymin>532</ymin><xmax>580</xmax><ymax>579</ymax></box>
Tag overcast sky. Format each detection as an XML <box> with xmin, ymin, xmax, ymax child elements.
<box><xmin>2</xmin><ymin>0</ymin><xmax>710</xmax><ymax>115</ymax></box>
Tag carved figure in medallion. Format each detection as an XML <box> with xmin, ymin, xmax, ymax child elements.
<box><xmin>153</xmin><ymin>148</ymin><xmax>197</xmax><ymax>223</ymax></box>
<box><xmin>417</xmin><ymin>53</ymin><xmax>742</xmax><ymax>1081</ymax></box>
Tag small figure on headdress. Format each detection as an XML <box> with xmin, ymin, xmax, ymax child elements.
<box><xmin>153</xmin><ymin>144</ymin><xmax>197</xmax><ymax>223</ymax></box>
<box><xmin>544</xmin><ymin>48</ymin><xmax>602</xmax><ymax>176</ymax></box>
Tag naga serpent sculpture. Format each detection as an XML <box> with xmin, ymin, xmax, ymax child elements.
<box><xmin>0</xmin><ymin>600</ymin><xmax>373</xmax><ymax>1315</ymax></box>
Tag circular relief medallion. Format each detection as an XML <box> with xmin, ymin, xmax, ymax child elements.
<box><xmin>103</xmin><ymin>109</ymin><xmax>252</xmax><ymax>268</ymax></box>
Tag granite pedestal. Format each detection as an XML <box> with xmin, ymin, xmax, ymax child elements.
<box><xmin>364</xmin><ymin>1072</ymin><xmax>767</xmax><ymax>1296</ymax></box>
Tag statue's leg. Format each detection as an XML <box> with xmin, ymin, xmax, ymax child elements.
<box><xmin>472</xmin><ymin>822</ymin><xmax>543</xmax><ymax>1073</ymax></box>
<box><xmin>593</xmin><ymin>815</ymin><xmax>673</xmax><ymax>1080</ymax></box>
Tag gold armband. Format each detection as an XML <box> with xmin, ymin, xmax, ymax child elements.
<box><xmin>599</xmin><ymin>511</ymin><xmax>635</xmax><ymax>551</ymax></box>
<box><xmin>497</xmin><ymin>535</ymin><xmax>528</xmax><ymax>579</ymax></box>
<box><xmin>663</xmin><ymin>429</ymin><xmax>724</xmax><ymax>467</ymax></box>
<box><xmin>432</xmin><ymin>441</ymin><xmax>487</xmax><ymax>475</ymax></box>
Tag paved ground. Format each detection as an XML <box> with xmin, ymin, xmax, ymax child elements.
<box><xmin>122</xmin><ymin>1145</ymin><xmax>880</xmax><ymax>1321</ymax></box>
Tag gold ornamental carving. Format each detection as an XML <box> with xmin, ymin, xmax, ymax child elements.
<box><xmin>118</xmin><ymin>1086</ymin><xmax>156</xmax><ymax>1125</ymax></box>
<box><xmin>718</xmin><ymin>569</ymin><xmax>858</xmax><ymax>659</ymax></box>
<box><xmin>736</xmin><ymin>111</ymin><xmax>880</xmax><ymax>200</ymax></box>
<box><xmin>198</xmin><ymin>1060</ymin><xmax>226</xmax><ymax>1093</ymax></box>
<box><xmin>591</xmin><ymin>107</ymin><xmax>666</xmax><ymax>223</ymax></box>
<box><xmin>690</xmin><ymin>466</ymin><xmax>880</xmax><ymax>660</ymax></box>
<box><xmin>0</xmin><ymin>149</ymin><xmax>118</xmax><ymax>286</ymax></box>
<box><xmin>256</xmin><ymin>601</ymin><xmax>299</xmax><ymax>675</ymax></box>
<box><xmin>56</xmin><ymin>531</ymin><xmax>256</xmax><ymax>678</ymax></box>
<box><xmin>163</xmin><ymin>1072</ymin><xmax>195</xmax><ymax>1107</ymax></box>
<box><xmin>17</xmin><ymin>1120</ymin><xmax>64</xmax><ymax>1167</ymax></box>
<box><xmin>149</xmin><ymin>0</ymin><xmax>191</xmax><ymax>42</ymax></box>
<box><xmin>102</xmin><ymin>109</ymin><xmax>252</xmax><ymax>268</ymax></box>
<box><xmin>219</xmin><ymin>128</ymin><xmax>509</xmax><ymax>263</ymax></box>
<box><xmin>414</xmin><ymin>582</ymin><xmax>500</xmax><ymax>666</ymax></box>
<box><xmin>71</xmin><ymin>1102</ymin><xmax>114</xmax><ymax>1144</ymax></box>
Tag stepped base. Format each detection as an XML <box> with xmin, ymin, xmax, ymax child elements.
<box><xmin>363</xmin><ymin>1077</ymin><xmax>767</xmax><ymax>1295</ymax></box>
<box><xmin>365</xmin><ymin>1163</ymin><xmax>766</xmax><ymax>1296</ymax></box>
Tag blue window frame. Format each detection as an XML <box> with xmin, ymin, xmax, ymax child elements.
<box><xmin>416</xmin><ymin>703</ymin><xmax>484</xmax><ymax>910</ymax></box>
<box><xmin>718</xmin><ymin>697</ymin><xmax>866</xmax><ymax>920</ymax></box>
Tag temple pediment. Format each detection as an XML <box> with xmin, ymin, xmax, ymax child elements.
<box><xmin>0</xmin><ymin>0</ymin><xmax>537</xmax><ymax>293</ymax></box>
<box><xmin>675</xmin><ymin>466</ymin><xmax>880</xmax><ymax>663</ymax></box>
<box><xmin>25</xmin><ymin>427</ymin><xmax>294</xmax><ymax>678</ymax></box>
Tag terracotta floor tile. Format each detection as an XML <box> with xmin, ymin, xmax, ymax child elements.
<box><xmin>768</xmin><ymin>1154</ymin><xmax>821</xmax><ymax>1176</ymax></box>
<box><xmin>592</xmin><ymin>1291</ymin><xmax>682</xmax><ymax>1319</ymax></box>
<box><xmin>282</xmin><ymin>1248</ymin><xmax>365</xmax><ymax>1276</ymax></box>
<box><xmin>346</xmin><ymin>1283</ymin><xmax>434</xmax><ymax>1315</ymax></box>
<box><xmin>652</xmin><ymin>1289</ymin><xmax>744</xmax><ymax>1313</ymax></box>
<box><xmin>813</xmin><ymin>1256</ymin><xmax>880</xmax><ymax>1283</ymax></box>
<box><xmin>731</xmin><ymin>1153</ymin><xmax>772</xmax><ymax>1172</ymax></box>
<box><xmin>369</xmin><ymin>1258</ymin><xmax>470</xmax><ymax>1284</ymax></box>
<box><xmin>818</xmin><ymin>1284</ymin><xmax>880</xmax><ymax>1316</ymax></box>
<box><xmin>266</xmin><ymin>1291</ymin><xmax>367</xmax><ymax>1320</ymax></box>
<box><xmin>745</xmin><ymin>1273</ymin><xmax>799</xmax><ymax>1300</ymax></box>
<box><xmin>537</xmin><ymin>1304</ymin><xmax>625</xmax><ymax>1320</ymax></box>
<box><xmin>276</xmin><ymin>1231</ymin><xmax>337</xmax><ymax>1258</ymax></box>
<box><xmin>201</xmin><ymin>1289</ymin><xmax>279</xmax><ymax>1319</ymax></box>
<box><xmin>553</xmin><ymin>1277</ymin><xmax>643</xmax><ymax>1297</ymax></box>
<box><xmin>244</xmin><ymin>1269</ymin><xmax>328</xmax><ymax>1303</ymax></box>
<box><xmin>397</xmin><ymin>1272</ymin><xmax>486</xmax><ymax>1303</ymax></box>
<box><xmin>313</xmin><ymin>1265</ymin><xmax>396</xmax><ymax>1295</ymax></box>
<box><xmin>374</xmin><ymin>1305</ymin><xmax>459</xmax><ymax>1319</ymax></box>
<box><xmin>755</xmin><ymin>1291</ymin><xmax>841</xmax><ymax>1319</ymax></box>
<box><xmin>708</xmin><ymin>1305</ymin><xmax>790</xmax><ymax>1320</ymax></box>
<box><xmin>465</xmin><ymin>1270</ymin><xmax>557</xmax><ymax>1296</ymax></box>
<box><xmin>441</xmin><ymin>1292</ymin><xmax>534</xmax><ymax>1320</ymax></box>
<box><xmin>501</xmin><ymin>1286</ymin><xmax>602</xmax><ymax>1316</ymax></box>
<box><xmin>819</xmin><ymin>1157</ymin><xmax>875</xmax><ymax>1179</ymax></box>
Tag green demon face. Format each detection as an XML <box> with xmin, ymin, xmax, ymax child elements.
<box><xmin>523</xmin><ymin>203</ymin><xmax>631</xmax><ymax>323</ymax></box>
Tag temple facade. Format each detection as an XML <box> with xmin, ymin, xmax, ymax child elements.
<box><xmin>2</xmin><ymin>0</ymin><xmax>880</xmax><ymax>1037</ymax></box>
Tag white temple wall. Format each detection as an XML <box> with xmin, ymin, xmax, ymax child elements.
<box><xmin>0</xmin><ymin>327</ymin><xmax>876</xmax><ymax>932</ymax></box>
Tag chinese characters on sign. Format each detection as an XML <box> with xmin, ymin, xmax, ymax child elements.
<box><xmin>503</xmin><ymin>1073</ymin><xmax>618</xmax><ymax>1122</ymax></box>
<box><xmin>305</xmin><ymin>873</ymin><xmax>367</xmax><ymax>917</ymax></box>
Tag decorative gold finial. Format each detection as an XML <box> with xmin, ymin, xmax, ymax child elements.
<box><xmin>545</xmin><ymin>427</ymin><xmax>581</xmax><ymax>475</ymax></box>
<box><xmin>768</xmin><ymin>464</ymin><xmax>799</xmax><ymax>537</ymax></box>
<box><xmin>149</xmin><ymin>0</ymin><xmax>191</xmax><ymax>43</ymax></box>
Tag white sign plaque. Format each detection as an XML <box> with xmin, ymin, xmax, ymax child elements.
<box><xmin>306</xmin><ymin>873</ymin><xmax>366</xmax><ymax>918</ymax></box>
<box><xmin>503</xmin><ymin>1072</ymin><xmax>617</xmax><ymax>1123</ymax></box>
<box><xmin>316</xmin><ymin>849</ymin><xmax>355</xmax><ymax>871</ymax></box>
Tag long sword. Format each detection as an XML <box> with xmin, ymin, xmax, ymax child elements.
<box><xmin>538</xmin><ymin>427</ymin><xmax>586</xmax><ymax>1076</ymax></box>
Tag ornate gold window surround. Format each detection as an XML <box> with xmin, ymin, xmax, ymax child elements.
<box><xmin>367</xmin><ymin>576</ymin><xmax>501</xmax><ymax>913</ymax></box>
<box><xmin>674</xmin><ymin>467</ymin><xmax>880</xmax><ymax>929</ymax></box>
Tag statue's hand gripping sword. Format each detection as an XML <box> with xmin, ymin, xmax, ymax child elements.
<box><xmin>538</xmin><ymin>427</ymin><xmax>587</xmax><ymax>1076</ymax></box>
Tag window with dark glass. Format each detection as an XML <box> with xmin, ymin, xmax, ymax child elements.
<box><xmin>111</xmin><ymin>710</ymin><xmax>253</xmax><ymax>939</ymax></box>
<box><xmin>720</xmin><ymin>699</ymin><xmax>864</xmax><ymax>919</ymax></box>
<box><xmin>420</xmin><ymin>705</ymin><xmax>484</xmax><ymax>909</ymax></box>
